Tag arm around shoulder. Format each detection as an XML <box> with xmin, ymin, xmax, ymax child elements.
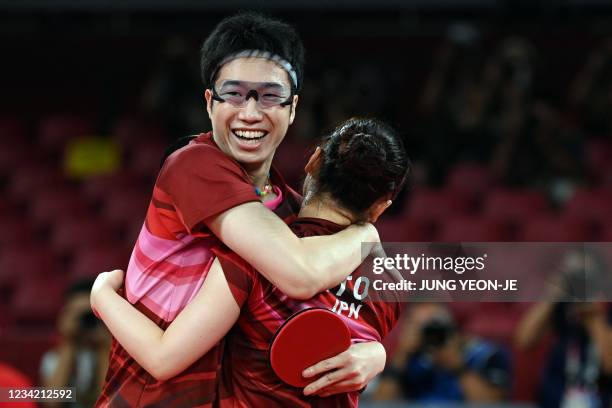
<box><xmin>207</xmin><ymin>202</ymin><xmax>379</xmax><ymax>299</ymax></box>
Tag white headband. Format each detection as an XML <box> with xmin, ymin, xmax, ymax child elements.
<box><xmin>217</xmin><ymin>49</ymin><xmax>298</xmax><ymax>89</ymax></box>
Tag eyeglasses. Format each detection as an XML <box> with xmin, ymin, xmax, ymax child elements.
<box><xmin>211</xmin><ymin>80</ymin><xmax>293</xmax><ymax>109</ymax></box>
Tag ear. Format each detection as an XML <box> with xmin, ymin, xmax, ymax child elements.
<box><xmin>204</xmin><ymin>89</ymin><xmax>213</xmax><ymax>118</ymax></box>
<box><xmin>368</xmin><ymin>196</ymin><xmax>393</xmax><ymax>223</ymax></box>
<box><xmin>288</xmin><ymin>94</ymin><xmax>299</xmax><ymax>125</ymax></box>
<box><xmin>304</xmin><ymin>146</ymin><xmax>322</xmax><ymax>175</ymax></box>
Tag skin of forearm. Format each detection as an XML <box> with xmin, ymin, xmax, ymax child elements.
<box><xmin>92</xmin><ymin>288</ymin><xmax>167</xmax><ymax>379</ymax></box>
<box><xmin>515</xmin><ymin>302</ymin><xmax>554</xmax><ymax>350</ymax></box>
<box><xmin>207</xmin><ymin>203</ymin><xmax>378</xmax><ymax>299</ymax></box>
<box><xmin>299</xmin><ymin>224</ymin><xmax>379</xmax><ymax>296</ymax></box>
<box><xmin>586</xmin><ymin>315</ymin><xmax>612</xmax><ymax>373</ymax></box>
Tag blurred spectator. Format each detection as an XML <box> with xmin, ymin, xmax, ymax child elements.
<box><xmin>0</xmin><ymin>362</ymin><xmax>37</xmax><ymax>408</ymax></box>
<box><xmin>417</xmin><ymin>23</ymin><xmax>492</xmax><ymax>185</ymax></box>
<box><xmin>569</xmin><ymin>38</ymin><xmax>612</xmax><ymax>137</ymax></box>
<box><xmin>515</xmin><ymin>251</ymin><xmax>612</xmax><ymax>408</ymax></box>
<box><xmin>39</xmin><ymin>280</ymin><xmax>111</xmax><ymax>408</ymax></box>
<box><xmin>374</xmin><ymin>303</ymin><xmax>511</xmax><ymax>403</ymax></box>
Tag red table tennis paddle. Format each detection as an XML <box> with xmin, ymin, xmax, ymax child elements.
<box><xmin>269</xmin><ymin>307</ymin><xmax>352</xmax><ymax>388</ymax></box>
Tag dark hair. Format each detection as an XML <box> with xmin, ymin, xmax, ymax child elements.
<box><xmin>200</xmin><ymin>12</ymin><xmax>305</xmax><ymax>93</ymax></box>
<box><xmin>316</xmin><ymin>118</ymin><xmax>410</xmax><ymax>221</ymax></box>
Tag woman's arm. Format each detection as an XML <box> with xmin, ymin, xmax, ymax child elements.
<box><xmin>90</xmin><ymin>260</ymin><xmax>239</xmax><ymax>381</ymax></box>
<box><xmin>301</xmin><ymin>341</ymin><xmax>387</xmax><ymax>397</ymax></box>
<box><xmin>207</xmin><ymin>202</ymin><xmax>379</xmax><ymax>299</ymax></box>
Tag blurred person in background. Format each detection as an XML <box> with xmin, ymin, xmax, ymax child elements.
<box><xmin>569</xmin><ymin>38</ymin><xmax>612</xmax><ymax>137</ymax></box>
<box><xmin>515</xmin><ymin>250</ymin><xmax>612</xmax><ymax>408</ymax></box>
<box><xmin>487</xmin><ymin>38</ymin><xmax>584</xmax><ymax>192</ymax></box>
<box><xmin>40</xmin><ymin>280</ymin><xmax>111</xmax><ymax>408</ymax></box>
<box><xmin>374</xmin><ymin>303</ymin><xmax>511</xmax><ymax>403</ymax></box>
<box><xmin>417</xmin><ymin>23</ymin><xmax>492</xmax><ymax>186</ymax></box>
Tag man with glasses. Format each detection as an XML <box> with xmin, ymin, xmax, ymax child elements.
<box><xmin>95</xmin><ymin>12</ymin><xmax>386</xmax><ymax>408</ymax></box>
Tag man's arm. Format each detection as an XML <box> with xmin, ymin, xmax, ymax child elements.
<box><xmin>207</xmin><ymin>202</ymin><xmax>379</xmax><ymax>299</ymax></box>
<box><xmin>514</xmin><ymin>301</ymin><xmax>554</xmax><ymax>350</ymax></box>
<box><xmin>583</xmin><ymin>303</ymin><xmax>612</xmax><ymax>374</ymax></box>
<box><xmin>91</xmin><ymin>260</ymin><xmax>239</xmax><ymax>381</ymax></box>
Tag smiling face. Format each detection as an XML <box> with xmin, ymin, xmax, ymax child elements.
<box><xmin>205</xmin><ymin>57</ymin><xmax>298</xmax><ymax>172</ymax></box>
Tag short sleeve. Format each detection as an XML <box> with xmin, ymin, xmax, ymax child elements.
<box><xmin>214</xmin><ymin>248</ymin><xmax>257</xmax><ymax>310</ymax></box>
<box><xmin>158</xmin><ymin>141</ymin><xmax>259</xmax><ymax>232</ymax></box>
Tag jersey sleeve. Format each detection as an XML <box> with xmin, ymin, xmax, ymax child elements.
<box><xmin>213</xmin><ymin>248</ymin><xmax>257</xmax><ymax>309</ymax></box>
<box><xmin>157</xmin><ymin>142</ymin><xmax>260</xmax><ymax>233</ymax></box>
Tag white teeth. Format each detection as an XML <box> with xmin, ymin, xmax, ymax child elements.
<box><xmin>234</xmin><ymin>130</ymin><xmax>267</xmax><ymax>139</ymax></box>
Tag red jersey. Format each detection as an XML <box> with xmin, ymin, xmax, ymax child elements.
<box><xmin>97</xmin><ymin>133</ymin><xmax>301</xmax><ymax>407</ymax></box>
<box><xmin>214</xmin><ymin>218</ymin><xmax>404</xmax><ymax>408</ymax></box>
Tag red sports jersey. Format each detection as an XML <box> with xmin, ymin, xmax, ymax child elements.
<box><xmin>214</xmin><ymin>218</ymin><xmax>404</xmax><ymax>408</ymax></box>
<box><xmin>97</xmin><ymin>133</ymin><xmax>301</xmax><ymax>408</ymax></box>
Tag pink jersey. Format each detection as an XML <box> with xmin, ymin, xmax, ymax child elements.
<box><xmin>97</xmin><ymin>132</ymin><xmax>302</xmax><ymax>408</ymax></box>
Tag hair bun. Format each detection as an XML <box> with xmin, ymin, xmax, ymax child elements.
<box><xmin>338</xmin><ymin>132</ymin><xmax>386</xmax><ymax>178</ymax></box>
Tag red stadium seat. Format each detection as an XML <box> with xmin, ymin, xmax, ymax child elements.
<box><xmin>7</xmin><ymin>165</ymin><xmax>68</xmax><ymax>203</ymax></box>
<box><xmin>406</xmin><ymin>189</ymin><xmax>471</xmax><ymax>226</ymax></box>
<box><xmin>100</xmin><ymin>188</ymin><xmax>149</xmax><ymax>230</ymax></box>
<box><xmin>127</xmin><ymin>139</ymin><xmax>167</xmax><ymax>178</ymax></box>
<box><xmin>111</xmin><ymin>115</ymin><xmax>166</xmax><ymax>149</ymax></box>
<box><xmin>0</xmin><ymin>330</ymin><xmax>55</xmax><ymax>389</ymax></box>
<box><xmin>81</xmin><ymin>172</ymin><xmax>144</xmax><ymax>205</ymax></box>
<box><xmin>49</xmin><ymin>217</ymin><xmax>114</xmax><ymax>256</ymax></box>
<box><xmin>38</xmin><ymin>115</ymin><xmax>93</xmax><ymax>153</ymax></box>
<box><xmin>437</xmin><ymin>216</ymin><xmax>509</xmax><ymax>242</ymax></box>
<box><xmin>0</xmin><ymin>144</ymin><xmax>38</xmax><ymax>178</ymax></box>
<box><xmin>69</xmin><ymin>245</ymin><xmax>131</xmax><ymax>281</ymax></box>
<box><xmin>28</xmin><ymin>188</ymin><xmax>91</xmax><ymax>228</ymax></box>
<box><xmin>585</xmin><ymin>139</ymin><xmax>612</xmax><ymax>183</ymax></box>
<box><xmin>11</xmin><ymin>276</ymin><xmax>66</xmax><ymax>324</ymax></box>
<box><xmin>484</xmin><ymin>189</ymin><xmax>549</xmax><ymax>225</ymax></box>
<box><xmin>377</xmin><ymin>215</ymin><xmax>434</xmax><ymax>242</ymax></box>
<box><xmin>565</xmin><ymin>189</ymin><xmax>612</xmax><ymax>225</ymax></box>
<box><xmin>0</xmin><ymin>215</ymin><xmax>34</xmax><ymax>247</ymax></box>
<box><xmin>462</xmin><ymin>303</ymin><xmax>522</xmax><ymax>346</ymax></box>
<box><xmin>0</xmin><ymin>116</ymin><xmax>27</xmax><ymax>140</ymax></box>
<box><xmin>446</xmin><ymin>162</ymin><xmax>493</xmax><ymax>200</ymax></box>
<box><xmin>601</xmin><ymin>223</ymin><xmax>612</xmax><ymax>241</ymax></box>
<box><xmin>518</xmin><ymin>215</ymin><xmax>590</xmax><ymax>242</ymax></box>
<box><xmin>0</xmin><ymin>245</ymin><xmax>60</xmax><ymax>296</ymax></box>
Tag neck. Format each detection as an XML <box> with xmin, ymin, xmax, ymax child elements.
<box><xmin>243</xmin><ymin>158</ymin><xmax>273</xmax><ymax>190</ymax></box>
<box><xmin>298</xmin><ymin>195</ymin><xmax>354</xmax><ymax>226</ymax></box>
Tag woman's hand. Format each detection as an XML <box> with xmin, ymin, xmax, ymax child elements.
<box><xmin>302</xmin><ymin>341</ymin><xmax>386</xmax><ymax>397</ymax></box>
<box><xmin>90</xmin><ymin>269</ymin><xmax>125</xmax><ymax>313</ymax></box>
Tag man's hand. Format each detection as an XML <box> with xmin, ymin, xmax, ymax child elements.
<box><xmin>302</xmin><ymin>341</ymin><xmax>386</xmax><ymax>397</ymax></box>
<box><xmin>90</xmin><ymin>269</ymin><xmax>125</xmax><ymax>313</ymax></box>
